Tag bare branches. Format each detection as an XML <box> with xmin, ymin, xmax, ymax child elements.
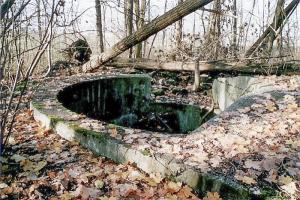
<box><xmin>82</xmin><ymin>0</ymin><xmax>214</xmax><ymax>72</ymax></box>
<box><xmin>245</xmin><ymin>0</ymin><xmax>300</xmax><ymax>58</ymax></box>
<box><xmin>0</xmin><ymin>0</ymin><xmax>63</xmax><ymax>157</ymax></box>
<box><xmin>0</xmin><ymin>0</ymin><xmax>15</xmax><ymax>19</ymax></box>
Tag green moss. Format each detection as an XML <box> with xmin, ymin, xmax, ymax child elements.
<box><xmin>260</xmin><ymin>186</ymin><xmax>287</xmax><ymax>200</ymax></box>
<box><xmin>71</xmin><ymin>124</ymin><xmax>108</xmax><ymax>144</ymax></box>
<box><xmin>141</xmin><ymin>148</ymin><xmax>151</xmax><ymax>156</ymax></box>
<box><xmin>107</xmin><ymin>124</ymin><xmax>117</xmax><ymax>129</ymax></box>
<box><xmin>49</xmin><ymin>115</ymin><xmax>64</xmax><ymax>127</ymax></box>
<box><xmin>167</xmin><ymin>174</ymin><xmax>177</xmax><ymax>182</ymax></box>
<box><xmin>31</xmin><ymin>101</ymin><xmax>44</xmax><ymax>110</ymax></box>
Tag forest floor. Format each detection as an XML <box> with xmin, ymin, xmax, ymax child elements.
<box><xmin>1</xmin><ymin>66</ymin><xmax>299</xmax><ymax>199</ymax></box>
<box><xmin>0</xmin><ymin>67</ymin><xmax>217</xmax><ymax>200</ymax></box>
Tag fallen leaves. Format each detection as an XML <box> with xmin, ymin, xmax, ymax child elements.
<box><xmin>244</xmin><ymin>160</ymin><xmax>261</xmax><ymax>170</ymax></box>
<box><xmin>203</xmin><ymin>192</ymin><xmax>222</xmax><ymax>200</ymax></box>
<box><xmin>234</xmin><ymin>175</ymin><xmax>257</xmax><ymax>185</ymax></box>
<box><xmin>278</xmin><ymin>176</ymin><xmax>293</xmax><ymax>186</ymax></box>
<box><xmin>94</xmin><ymin>180</ymin><xmax>104</xmax><ymax>189</ymax></box>
<box><xmin>20</xmin><ymin>159</ymin><xmax>47</xmax><ymax>173</ymax></box>
<box><xmin>280</xmin><ymin>182</ymin><xmax>299</xmax><ymax>197</ymax></box>
<box><xmin>166</xmin><ymin>181</ymin><xmax>182</xmax><ymax>193</ymax></box>
<box><xmin>1</xmin><ymin>109</ymin><xmax>202</xmax><ymax>200</ymax></box>
<box><xmin>2</xmin><ymin>74</ymin><xmax>300</xmax><ymax>199</ymax></box>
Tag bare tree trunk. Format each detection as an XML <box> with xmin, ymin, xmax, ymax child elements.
<box><xmin>95</xmin><ymin>0</ymin><xmax>104</xmax><ymax>53</ymax></box>
<box><xmin>36</xmin><ymin>0</ymin><xmax>43</xmax><ymax>43</ymax></box>
<box><xmin>102</xmin><ymin>5</ymin><xmax>106</xmax><ymax>49</ymax></box>
<box><xmin>231</xmin><ymin>0</ymin><xmax>237</xmax><ymax>58</ymax></box>
<box><xmin>126</xmin><ymin>0</ymin><xmax>134</xmax><ymax>58</ymax></box>
<box><xmin>135</xmin><ymin>0</ymin><xmax>146</xmax><ymax>58</ymax></box>
<box><xmin>176</xmin><ymin>0</ymin><xmax>183</xmax><ymax>49</ymax></box>
<box><xmin>193</xmin><ymin>58</ymin><xmax>200</xmax><ymax>91</ymax></box>
<box><xmin>243</xmin><ymin>0</ymin><xmax>256</xmax><ymax>51</ymax></box>
<box><xmin>266</xmin><ymin>0</ymin><xmax>285</xmax><ymax>54</ymax></box>
<box><xmin>124</xmin><ymin>0</ymin><xmax>127</xmax><ymax>36</ymax></box>
<box><xmin>245</xmin><ymin>0</ymin><xmax>300</xmax><ymax>57</ymax></box>
<box><xmin>210</xmin><ymin>0</ymin><xmax>221</xmax><ymax>59</ymax></box>
<box><xmin>82</xmin><ymin>0</ymin><xmax>214</xmax><ymax>72</ymax></box>
<box><xmin>143</xmin><ymin>0</ymin><xmax>151</xmax><ymax>57</ymax></box>
<box><xmin>162</xmin><ymin>0</ymin><xmax>168</xmax><ymax>48</ymax></box>
<box><xmin>134</xmin><ymin>0</ymin><xmax>139</xmax><ymax>30</ymax></box>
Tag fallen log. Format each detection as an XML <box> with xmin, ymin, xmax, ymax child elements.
<box><xmin>82</xmin><ymin>0</ymin><xmax>214</xmax><ymax>72</ymax></box>
<box><xmin>106</xmin><ymin>58</ymin><xmax>300</xmax><ymax>75</ymax></box>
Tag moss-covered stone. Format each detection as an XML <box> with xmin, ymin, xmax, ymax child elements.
<box><xmin>71</xmin><ymin>124</ymin><xmax>108</xmax><ymax>144</ymax></box>
<box><xmin>49</xmin><ymin>115</ymin><xmax>64</xmax><ymax>127</ymax></box>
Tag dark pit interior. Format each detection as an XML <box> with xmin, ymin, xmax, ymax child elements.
<box><xmin>57</xmin><ymin>75</ymin><xmax>212</xmax><ymax>134</ymax></box>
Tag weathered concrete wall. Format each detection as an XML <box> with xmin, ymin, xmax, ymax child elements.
<box><xmin>148</xmin><ymin>102</ymin><xmax>207</xmax><ymax>133</ymax></box>
<box><xmin>57</xmin><ymin>75</ymin><xmax>151</xmax><ymax>121</ymax></box>
<box><xmin>212</xmin><ymin>76</ymin><xmax>276</xmax><ymax>111</ymax></box>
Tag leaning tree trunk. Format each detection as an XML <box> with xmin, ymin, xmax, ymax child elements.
<box><xmin>95</xmin><ymin>0</ymin><xmax>104</xmax><ymax>53</ymax></box>
<box><xmin>245</xmin><ymin>0</ymin><xmax>300</xmax><ymax>58</ymax></box>
<box><xmin>82</xmin><ymin>0</ymin><xmax>214</xmax><ymax>72</ymax></box>
<box><xmin>266</xmin><ymin>0</ymin><xmax>285</xmax><ymax>54</ymax></box>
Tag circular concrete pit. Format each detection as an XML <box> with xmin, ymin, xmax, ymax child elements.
<box><xmin>31</xmin><ymin>74</ymin><xmax>300</xmax><ymax>199</ymax></box>
<box><xmin>57</xmin><ymin>76</ymin><xmax>212</xmax><ymax>134</ymax></box>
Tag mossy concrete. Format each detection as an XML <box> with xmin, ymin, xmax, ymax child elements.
<box><xmin>31</xmin><ymin>74</ymin><xmax>299</xmax><ymax>199</ymax></box>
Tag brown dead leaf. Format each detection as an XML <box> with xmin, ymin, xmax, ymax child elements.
<box><xmin>74</xmin><ymin>185</ymin><xmax>101</xmax><ymax>200</ymax></box>
<box><xmin>278</xmin><ymin>176</ymin><xmax>293</xmax><ymax>186</ymax></box>
<box><xmin>142</xmin><ymin>187</ymin><xmax>155</xmax><ymax>199</ymax></box>
<box><xmin>264</xmin><ymin>169</ymin><xmax>278</xmax><ymax>183</ymax></box>
<box><xmin>1</xmin><ymin>186</ymin><xmax>14</xmax><ymax>195</ymax></box>
<box><xmin>235</xmin><ymin>175</ymin><xmax>257</xmax><ymax>185</ymax></box>
<box><xmin>61</xmin><ymin>192</ymin><xmax>73</xmax><ymax>200</ymax></box>
<box><xmin>166</xmin><ymin>181</ymin><xmax>182</xmax><ymax>193</ymax></box>
<box><xmin>34</xmin><ymin>161</ymin><xmax>47</xmax><ymax>173</ymax></box>
<box><xmin>266</xmin><ymin>102</ymin><xmax>277</xmax><ymax>112</ymax></box>
<box><xmin>110</xmin><ymin>128</ymin><xmax>118</xmax><ymax>138</ymax></box>
<box><xmin>36</xmin><ymin>143</ymin><xmax>48</xmax><ymax>152</ymax></box>
<box><xmin>53</xmin><ymin>142</ymin><xmax>63</xmax><ymax>153</ymax></box>
<box><xmin>47</xmin><ymin>171</ymin><xmax>57</xmax><ymax>179</ymax></box>
<box><xmin>244</xmin><ymin>160</ymin><xmax>261</xmax><ymax>170</ymax></box>
<box><xmin>116</xmin><ymin>183</ymin><xmax>138</xmax><ymax>197</ymax></box>
<box><xmin>203</xmin><ymin>192</ymin><xmax>222</xmax><ymax>200</ymax></box>
<box><xmin>95</xmin><ymin>180</ymin><xmax>104</xmax><ymax>189</ymax></box>
<box><xmin>20</xmin><ymin>160</ymin><xmax>35</xmax><ymax>171</ymax></box>
<box><xmin>20</xmin><ymin>160</ymin><xmax>47</xmax><ymax>174</ymax></box>
<box><xmin>177</xmin><ymin>185</ymin><xmax>195</xmax><ymax>198</ymax></box>
<box><xmin>287</xmin><ymin>102</ymin><xmax>298</xmax><ymax>110</ymax></box>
